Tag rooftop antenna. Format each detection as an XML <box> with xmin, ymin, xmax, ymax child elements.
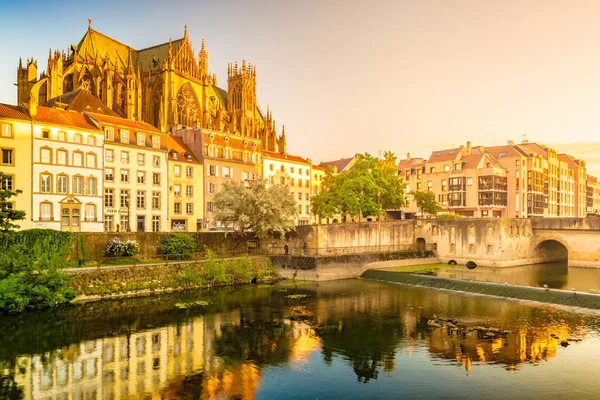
<box><xmin>521</xmin><ymin>133</ymin><xmax>527</xmax><ymax>143</ymax></box>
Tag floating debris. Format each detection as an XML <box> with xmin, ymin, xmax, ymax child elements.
<box><xmin>175</xmin><ymin>300</ymin><xmax>209</xmax><ymax>309</ymax></box>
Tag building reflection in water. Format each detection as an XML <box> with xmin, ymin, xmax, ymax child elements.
<box><xmin>5</xmin><ymin>281</ymin><xmax>593</xmax><ymax>399</ymax></box>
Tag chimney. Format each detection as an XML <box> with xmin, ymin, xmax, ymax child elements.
<box><xmin>307</xmin><ymin>158</ymin><xmax>312</xmax><ymax>164</ymax></box>
<box><xmin>466</xmin><ymin>141</ymin><xmax>472</xmax><ymax>155</ymax></box>
<box><xmin>507</xmin><ymin>140</ymin><xmax>514</xmax><ymax>146</ymax></box>
<box><xmin>407</xmin><ymin>152</ymin><xmax>411</xmax><ymax>160</ymax></box>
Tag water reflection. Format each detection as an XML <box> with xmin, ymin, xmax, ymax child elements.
<box><xmin>1</xmin><ymin>280</ymin><xmax>600</xmax><ymax>399</ymax></box>
<box><xmin>435</xmin><ymin>261</ymin><xmax>600</xmax><ymax>293</ymax></box>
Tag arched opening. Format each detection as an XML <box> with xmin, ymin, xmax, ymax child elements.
<box><xmin>416</xmin><ymin>237</ymin><xmax>426</xmax><ymax>251</ymax></box>
<box><xmin>535</xmin><ymin>240</ymin><xmax>568</xmax><ymax>263</ymax></box>
<box><xmin>448</xmin><ymin>259</ymin><xmax>457</xmax><ymax>265</ymax></box>
<box><xmin>466</xmin><ymin>261</ymin><xmax>477</xmax><ymax>269</ymax></box>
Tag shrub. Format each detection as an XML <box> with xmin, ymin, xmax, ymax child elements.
<box><xmin>436</xmin><ymin>213</ymin><xmax>465</xmax><ymax>219</ymax></box>
<box><xmin>161</xmin><ymin>233</ymin><xmax>197</xmax><ymax>259</ymax></box>
<box><xmin>105</xmin><ymin>238</ymin><xmax>140</xmax><ymax>257</ymax></box>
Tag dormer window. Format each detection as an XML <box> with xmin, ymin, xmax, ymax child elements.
<box><xmin>104</xmin><ymin>127</ymin><xmax>114</xmax><ymax>141</ymax></box>
<box><xmin>137</xmin><ymin>133</ymin><xmax>145</xmax><ymax>146</ymax></box>
<box><xmin>172</xmin><ymin>151</ymin><xmax>178</xmax><ymax>160</ymax></box>
<box><xmin>121</xmin><ymin>129</ymin><xmax>129</xmax><ymax>143</ymax></box>
<box><xmin>152</xmin><ymin>136</ymin><xmax>160</xmax><ymax>149</ymax></box>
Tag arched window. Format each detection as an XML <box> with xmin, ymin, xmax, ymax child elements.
<box><xmin>176</xmin><ymin>83</ymin><xmax>200</xmax><ymax>127</ymax></box>
<box><xmin>40</xmin><ymin>172</ymin><xmax>53</xmax><ymax>193</ymax></box>
<box><xmin>40</xmin><ymin>201</ymin><xmax>53</xmax><ymax>221</ymax></box>
<box><xmin>85</xmin><ymin>203</ymin><xmax>96</xmax><ymax>222</ymax></box>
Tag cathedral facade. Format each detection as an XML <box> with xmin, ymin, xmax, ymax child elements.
<box><xmin>17</xmin><ymin>25</ymin><xmax>284</xmax><ymax>152</ymax></box>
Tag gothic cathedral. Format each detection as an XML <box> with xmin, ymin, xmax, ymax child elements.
<box><xmin>16</xmin><ymin>25</ymin><xmax>285</xmax><ymax>152</ymax></box>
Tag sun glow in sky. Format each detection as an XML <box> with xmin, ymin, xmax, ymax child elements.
<box><xmin>1</xmin><ymin>0</ymin><xmax>600</xmax><ymax>173</ymax></box>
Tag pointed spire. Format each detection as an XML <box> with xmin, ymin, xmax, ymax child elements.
<box><xmin>127</xmin><ymin>49</ymin><xmax>135</xmax><ymax>76</ymax></box>
<box><xmin>201</xmin><ymin>35</ymin><xmax>206</xmax><ymax>51</ymax></box>
<box><xmin>18</xmin><ymin>57</ymin><xmax>22</xmax><ymax>69</ymax></box>
<box><xmin>168</xmin><ymin>38</ymin><xmax>173</xmax><ymax>58</ymax></box>
<box><xmin>184</xmin><ymin>25</ymin><xmax>188</xmax><ymax>39</ymax></box>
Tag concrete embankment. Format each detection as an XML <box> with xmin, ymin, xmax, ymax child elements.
<box><xmin>361</xmin><ymin>269</ymin><xmax>600</xmax><ymax>310</ymax></box>
<box><xmin>271</xmin><ymin>251</ymin><xmax>438</xmax><ymax>281</ymax></box>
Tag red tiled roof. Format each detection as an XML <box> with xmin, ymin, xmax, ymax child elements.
<box><xmin>166</xmin><ymin>135</ymin><xmax>201</xmax><ymax>164</ymax></box>
<box><xmin>203</xmin><ymin>131</ymin><xmax>262</xmax><ymax>152</ymax></box>
<box><xmin>312</xmin><ymin>165</ymin><xmax>326</xmax><ymax>171</ymax></box>
<box><xmin>87</xmin><ymin>112</ymin><xmax>163</xmax><ymax>133</ymax></box>
<box><xmin>320</xmin><ymin>156</ymin><xmax>355</xmax><ymax>172</ymax></box>
<box><xmin>45</xmin><ymin>89</ymin><xmax>120</xmax><ymax>116</ymax></box>
<box><xmin>558</xmin><ymin>153</ymin><xmax>579</xmax><ymax>169</ymax></box>
<box><xmin>263</xmin><ymin>150</ymin><xmax>310</xmax><ymax>165</ymax></box>
<box><xmin>0</xmin><ymin>103</ymin><xmax>31</xmax><ymax>121</ymax></box>
<box><xmin>33</xmin><ymin>106</ymin><xmax>100</xmax><ymax>131</ymax></box>
<box><xmin>427</xmin><ymin>148</ymin><xmax>461</xmax><ymax>163</ymax></box>
<box><xmin>397</xmin><ymin>158</ymin><xmax>425</xmax><ymax>170</ymax></box>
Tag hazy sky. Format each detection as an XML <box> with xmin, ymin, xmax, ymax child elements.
<box><xmin>1</xmin><ymin>0</ymin><xmax>600</xmax><ymax>174</ymax></box>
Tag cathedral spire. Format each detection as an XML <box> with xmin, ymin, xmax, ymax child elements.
<box><xmin>168</xmin><ymin>38</ymin><xmax>173</xmax><ymax>58</ymax></box>
<box><xmin>127</xmin><ymin>49</ymin><xmax>135</xmax><ymax>76</ymax></box>
<box><xmin>184</xmin><ymin>25</ymin><xmax>188</xmax><ymax>40</ymax></box>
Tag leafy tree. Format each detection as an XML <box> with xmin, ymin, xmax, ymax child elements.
<box><xmin>213</xmin><ymin>180</ymin><xmax>297</xmax><ymax>238</ymax></box>
<box><xmin>413</xmin><ymin>190</ymin><xmax>441</xmax><ymax>217</ymax></box>
<box><xmin>0</xmin><ymin>172</ymin><xmax>26</xmax><ymax>232</ymax></box>
<box><xmin>311</xmin><ymin>152</ymin><xmax>406</xmax><ymax>221</ymax></box>
<box><xmin>161</xmin><ymin>233</ymin><xmax>197</xmax><ymax>259</ymax></box>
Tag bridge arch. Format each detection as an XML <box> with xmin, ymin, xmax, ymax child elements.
<box><xmin>535</xmin><ymin>239</ymin><xmax>568</xmax><ymax>262</ymax></box>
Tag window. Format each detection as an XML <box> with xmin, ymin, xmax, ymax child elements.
<box><xmin>224</xmin><ymin>148</ymin><xmax>231</xmax><ymax>159</ymax></box>
<box><xmin>1</xmin><ymin>174</ymin><xmax>13</xmax><ymax>191</ymax></box>
<box><xmin>1</xmin><ymin>122</ymin><xmax>12</xmax><ymax>138</ymax></box>
<box><xmin>105</xmin><ymin>127</ymin><xmax>114</xmax><ymax>141</ymax></box>
<box><xmin>105</xmin><ymin>168</ymin><xmax>114</xmax><ymax>181</ymax></box>
<box><xmin>152</xmin><ymin>136</ymin><xmax>160</xmax><ymax>149</ymax></box>
<box><xmin>88</xmin><ymin>136</ymin><xmax>95</xmax><ymax>146</ymax></box>
<box><xmin>291</xmin><ymin>167</ymin><xmax>295</xmax><ymax>174</ymax></box>
<box><xmin>516</xmin><ymin>160</ymin><xmax>520</xmax><ymax>166</ymax></box>
<box><xmin>137</xmin><ymin>171</ymin><xmax>145</xmax><ymax>184</ymax></box>
<box><xmin>186</xmin><ymin>203</ymin><xmax>193</xmax><ymax>214</ymax></box>
<box><xmin>105</xmin><ymin>189</ymin><xmax>114</xmax><ymax>208</ymax></box>
<box><xmin>222</xmin><ymin>166</ymin><xmax>232</xmax><ymax>178</ymax></box>
<box><xmin>442</xmin><ymin>179</ymin><xmax>447</xmax><ymax>191</ymax></box>
<box><xmin>298</xmin><ymin>204</ymin><xmax>302</xmax><ymax>214</ymax></box>
<box><xmin>42</xmin><ymin>129</ymin><xmax>50</xmax><ymax>139</ymax></box>
<box><xmin>298</xmin><ymin>192</ymin><xmax>302</xmax><ymax>200</ymax></box>
<box><xmin>152</xmin><ymin>216</ymin><xmax>160</xmax><ymax>232</ymax></box>
<box><xmin>104</xmin><ymin>149</ymin><xmax>113</xmax><ymax>162</ymax></box>
<box><xmin>269</xmin><ymin>164</ymin><xmax>274</xmax><ymax>171</ymax></box>
<box><xmin>85</xmin><ymin>204</ymin><xmax>96</xmax><ymax>221</ymax></box>
<box><xmin>306</xmin><ymin>205</ymin><xmax>310</xmax><ymax>214</ymax></box>
<box><xmin>86</xmin><ymin>153</ymin><xmax>96</xmax><ymax>168</ymax></box>
<box><xmin>57</xmin><ymin>131</ymin><xmax>65</xmax><ymax>141</ymax></box>
<box><xmin>137</xmin><ymin>153</ymin><xmax>145</xmax><ymax>166</ymax></box>
<box><xmin>152</xmin><ymin>173</ymin><xmax>160</xmax><ymax>185</ymax></box>
<box><xmin>281</xmin><ymin>177</ymin><xmax>285</xmax><ymax>185</ymax></box>
<box><xmin>120</xmin><ymin>215</ymin><xmax>129</xmax><ymax>232</ymax></box>
<box><xmin>73</xmin><ymin>151</ymin><xmax>83</xmax><ymax>166</ymax></box>
<box><xmin>305</xmin><ymin>193</ymin><xmax>309</xmax><ymax>200</ymax></box>
<box><xmin>121</xmin><ymin>130</ymin><xmax>129</xmax><ymax>143</ymax></box>
<box><xmin>174</xmin><ymin>165</ymin><xmax>181</xmax><ymax>177</ymax></box>
<box><xmin>173</xmin><ymin>184</ymin><xmax>181</xmax><ymax>196</ymax></box>
<box><xmin>137</xmin><ymin>191</ymin><xmax>145</xmax><ymax>208</ymax></box>
<box><xmin>41</xmin><ymin>148</ymin><xmax>51</xmax><ymax>163</ymax></box>
<box><xmin>467</xmin><ymin>177</ymin><xmax>473</xmax><ymax>186</ymax></box>
<box><xmin>208</xmin><ymin>165</ymin><xmax>217</xmax><ymax>176</ymax></box>
<box><xmin>40</xmin><ymin>202</ymin><xmax>52</xmax><ymax>221</ymax></box>
<box><xmin>121</xmin><ymin>151</ymin><xmax>130</xmax><ymax>163</ymax></box>
<box><xmin>430</xmin><ymin>167</ymin><xmax>436</xmax><ymax>173</ymax></box>
<box><xmin>1</xmin><ymin>148</ymin><xmax>13</xmax><ymax>165</ymax></box>
<box><xmin>41</xmin><ymin>174</ymin><xmax>52</xmax><ymax>193</ymax></box>
<box><xmin>152</xmin><ymin>192</ymin><xmax>160</xmax><ymax>209</ymax></box>
<box><xmin>137</xmin><ymin>133</ymin><xmax>145</xmax><ymax>146</ymax></box>
<box><xmin>120</xmin><ymin>190</ymin><xmax>130</xmax><ymax>208</ymax></box>
<box><xmin>153</xmin><ymin>155</ymin><xmax>160</xmax><ymax>167</ymax></box>
<box><xmin>57</xmin><ymin>175</ymin><xmax>68</xmax><ymax>194</ymax></box>
<box><xmin>208</xmin><ymin>182</ymin><xmax>215</xmax><ymax>194</ymax></box>
<box><xmin>290</xmin><ymin>178</ymin><xmax>295</xmax><ymax>187</ymax></box>
<box><xmin>444</xmin><ymin>165</ymin><xmax>450</xmax><ymax>172</ymax></box>
<box><xmin>186</xmin><ymin>185</ymin><xmax>193</xmax><ymax>197</ymax></box>
<box><xmin>252</xmin><ymin>153</ymin><xmax>259</xmax><ymax>163</ymax></box>
<box><xmin>119</xmin><ymin>169</ymin><xmax>129</xmax><ymax>183</ymax></box>
<box><xmin>73</xmin><ymin>176</ymin><xmax>83</xmax><ymax>195</ymax></box>
<box><xmin>86</xmin><ymin>177</ymin><xmax>97</xmax><ymax>195</ymax></box>
<box><xmin>72</xmin><ymin>133</ymin><xmax>81</xmax><ymax>144</ymax></box>
<box><xmin>174</xmin><ymin>202</ymin><xmax>181</xmax><ymax>214</ymax></box>
<box><xmin>186</xmin><ymin>167</ymin><xmax>193</xmax><ymax>178</ymax></box>
<box><xmin>207</xmin><ymin>202</ymin><xmax>214</xmax><ymax>212</ymax></box>
<box><xmin>55</xmin><ymin>149</ymin><xmax>67</xmax><ymax>165</ymax></box>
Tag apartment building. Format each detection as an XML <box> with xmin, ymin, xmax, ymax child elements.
<box><xmin>263</xmin><ymin>151</ymin><xmax>312</xmax><ymax>225</ymax></box>
<box><xmin>0</xmin><ymin>104</ymin><xmax>32</xmax><ymax>229</ymax></box>
<box><xmin>172</xmin><ymin>127</ymin><xmax>262</xmax><ymax>229</ymax></box>
<box><xmin>89</xmin><ymin>113</ymin><xmax>168</xmax><ymax>232</ymax></box>
<box><xmin>30</xmin><ymin>106</ymin><xmax>104</xmax><ymax>232</ymax></box>
<box><xmin>166</xmin><ymin>135</ymin><xmax>203</xmax><ymax>232</ymax></box>
<box><xmin>398</xmin><ymin>140</ymin><xmax>595</xmax><ymax>219</ymax></box>
<box><xmin>587</xmin><ymin>175</ymin><xmax>600</xmax><ymax>215</ymax></box>
<box><xmin>311</xmin><ymin>165</ymin><xmax>326</xmax><ymax>224</ymax></box>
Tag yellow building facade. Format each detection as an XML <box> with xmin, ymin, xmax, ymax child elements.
<box><xmin>0</xmin><ymin>104</ymin><xmax>32</xmax><ymax>229</ymax></box>
<box><xmin>166</xmin><ymin>135</ymin><xmax>204</xmax><ymax>232</ymax></box>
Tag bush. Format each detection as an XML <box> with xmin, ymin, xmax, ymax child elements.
<box><xmin>105</xmin><ymin>238</ymin><xmax>140</xmax><ymax>257</ymax></box>
<box><xmin>160</xmin><ymin>233</ymin><xmax>197</xmax><ymax>259</ymax></box>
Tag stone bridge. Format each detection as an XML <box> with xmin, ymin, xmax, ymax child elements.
<box><xmin>284</xmin><ymin>218</ymin><xmax>600</xmax><ymax>268</ymax></box>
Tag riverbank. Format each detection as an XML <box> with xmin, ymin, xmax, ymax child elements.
<box><xmin>361</xmin><ymin>269</ymin><xmax>600</xmax><ymax>309</ymax></box>
<box><xmin>68</xmin><ymin>256</ymin><xmax>277</xmax><ymax>303</ymax></box>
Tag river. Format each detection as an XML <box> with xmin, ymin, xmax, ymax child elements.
<box><xmin>1</xmin><ymin>279</ymin><xmax>600</xmax><ymax>399</ymax></box>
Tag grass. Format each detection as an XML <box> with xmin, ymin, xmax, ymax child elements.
<box><xmin>384</xmin><ymin>263</ymin><xmax>455</xmax><ymax>275</ymax></box>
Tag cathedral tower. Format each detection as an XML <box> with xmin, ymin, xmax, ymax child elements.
<box><xmin>227</xmin><ymin>60</ymin><xmax>257</xmax><ymax>137</ymax></box>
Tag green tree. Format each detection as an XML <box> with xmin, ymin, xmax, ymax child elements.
<box><xmin>311</xmin><ymin>153</ymin><xmax>406</xmax><ymax>221</ymax></box>
<box><xmin>413</xmin><ymin>190</ymin><xmax>441</xmax><ymax>217</ymax></box>
<box><xmin>213</xmin><ymin>180</ymin><xmax>297</xmax><ymax>238</ymax></box>
<box><xmin>0</xmin><ymin>172</ymin><xmax>26</xmax><ymax>232</ymax></box>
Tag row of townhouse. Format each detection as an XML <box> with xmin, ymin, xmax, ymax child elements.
<box><xmin>1</xmin><ymin>90</ymin><xmax>329</xmax><ymax>232</ymax></box>
<box><xmin>398</xmin><ymin>140</ymin><xmax>600</xmax><ymax>218</ymax></box>
<box><xmin>0</xmin><ymin>91</ymin><xmax>203</xmax><ymax>232</ymax></box>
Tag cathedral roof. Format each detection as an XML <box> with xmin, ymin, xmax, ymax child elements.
<box><xmin>44</xmin><ymin>89</ymin><xmax>119</xmax><ymax>116</ymax></box>
<box><xmin>32</xmin><ymin>106</ymin><xmax>101</xmax><ymax>132</ymax></box>
<box><xmin>76</xmin><ymin>28</ymin><xmax>134</xmax><ymax>70</ymax></box>
<box><xmin>212</xmin><ymin>85</ymin><xmax>228</xmax><ymax>109</ymax></box>
<box><xmin>0</xmin><ymin>103</ymin><xmax>31</xmax><ymax>121</ymax></box>
<box><xmin>136</xmin><ymin>39</ymin><xmax>183</xmax><ymax>70</ymax></box>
